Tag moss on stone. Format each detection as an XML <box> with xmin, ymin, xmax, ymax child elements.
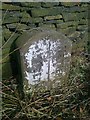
<box><xmin>62</xmin><ymin>13</ymin><xmax>78</xmax><ymax>22</ymax></box>
<box><xmin>20</xmin><ymin>11</ymin><xmax>31</xmax><ymax>23</ymax></box>
<box><xmin>61</xmin><ymin>2</ymin><xmax>81</xmax><ymax>6</ymax></box>
<box><xmin>3</xmin><ymin>16</ymin><xmax>20</xmax><ymax>24</ymax></box>
<box><xmin>41</xmin><ymin>2</ymin><xmax>59</xmax><ymax>7</ymax></box>
<box><xmin>29</xmin><ymin>17</ymin><xmax>43</xmax><ymax>24</ymax></box>
<box><xmin>39</xmin><ymin>24</ymin><xmax>56</xmax><ymax>30</ymax></box>
<box><xmin>69</xmin><ymin>31</ymin><xmax>80</xmax><ymax>38</ymax></box>
<box><xmin>44</xmin><ymin>15</ymin><xmax>62</xmax><ymax>20</ymax></box>
<box><xmin>78</xmin><ymin>19</ymin><xmax>88</xmax><ymax>25</ymax></box>
<box><xmin>21</xmin><ymin>11</ymin><xmax>31</xmax><ymax>18</ymax></box>
<box><xmin>56</xmin><ymin>21</ymin><xmax>78</xmax><ymax>29</ymax></box>
<box><xmin>21</xmin><ymin>2</ymin><xmax>41</xmax><ymax>7</ymax></box>
<box><xmin>2</xmin><ymin>3</ymin><xmax>21</xmax><ymax>11</ymax></box>
<box><xmin>44</xmin><ymin>19</ymin><xmax>63</xmax><ymax>24</ymax></box>
<box><xmin>69</xmin><ymin>6</ymin><xmax>88</xmax><ymax>13</ymax></box>
<box><xmin>77</xmin><ymin>25</ymin><xmax>88</xmax><ymax>31</ymax></box>
<box><xmin>57</xmin><ymin>27</ymin><xmax>76</xmax><ymax>36</ymax></box>
<box><xmin>63</xmin><ymin>12</ymin><xmax>87</xmax><ymax>22</ymax></box>
<box><xmin>6</xmin><ymin>23</ymin><xmax>30</xmax><ymax>31</ymax></box>
<box><xmin>31</xmin><ymin>7</ymin><xmax>63</xmax><ymax>17</ymax></box>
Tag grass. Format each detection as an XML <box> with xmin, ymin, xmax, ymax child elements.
<box><xmin>1</xmin><ymin>54</ymin><xmax>90</xmax><ymax>120</ymax></box>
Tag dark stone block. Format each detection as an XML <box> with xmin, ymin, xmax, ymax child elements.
<box><xmin>41</xmin><ymin>2</ymin><xmax>59</xmax><ymax>8</ymax></box>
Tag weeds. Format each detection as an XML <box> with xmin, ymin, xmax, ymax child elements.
<box><xmin>1</xmin><ymin>54</ymin><xmax>90</xmax><ymax>120</ymax></box>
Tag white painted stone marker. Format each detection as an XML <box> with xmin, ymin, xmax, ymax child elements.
<box><xmin>16</xmin><ymin>28</ymin><xmax>72</xmax><ymax>89</ymax></box>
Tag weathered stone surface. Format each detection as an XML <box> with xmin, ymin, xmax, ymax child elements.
<box><xmin>28</xmin><ymin>24</ymin><xmax>36</xmax><ymax>28</ymax></box>
<box><xmin>55</xmin><ymin>20</ymin><xmax>63</xmax><ymax>24</ymax></box>
<box><xmin>2</xmin><ymin>11</ymin><xmax>22</xmax><ymax>20</ymax></box>
<box><xmin>6</xmin><ymin>23</ymin><xmax>30</xmax><ymax>31</ymax></box>
<box><xmin>78</xmin><ymin>19</ymin><xmax>88</xmax><ymax>25</ymax></box>
<box><xmin>44</xmin><ymin>19</ymin><xmax>63</xmax><ymax>24</ymax></box>
<box><xmin>62</xmin><ymin>13</ymin><xmax>78</xmax><ymax>22</ymax></box>
<box><xmin>20</xmin><ymin>11</ymin><xmax>31</xmax><ymax>23</ymax></box>
<box><xmin>44</xmin><ymin>15</ymin><xmax>62</xmax><ymax>20</ymax></box>
<box><xmin>62</xmin><ymin>12</ymin><xmax>87</xmax><ymax>22</ymax></box>
<box><xmin>67</xmin><ymin>5</ymin><xmax>87</xmax><ymax>13</ymax></box>
<box><xmin>61</xmin><ymin>2</ymin><xmax>80</xmax><ymax>6</ymax></box>
<box><xmin>31</xmin><ymin>7</ymin><xmax>63</xmax><ymax>17</ymax></box>
<box><xmin>2</xmin><ymin>3</ymin><xmax>21</xmax><ymax>11</ymax></box>
<box><xmin>15</xmin><ymin>30</ymin><xmax>37</xmax><ymax>47</ymax></box>
<box><xmin>17</xmin><ymin>24</ymin><xmax>30</xmax><ymax>31</ymax></box>
<box><xmin>57</xmin><ymin>27</ymin><xmax>76</xmax><ymax>36</ymax></box>
<box><xmin>6</xmin><ymin>24</ymin><xmax>17</xmax><ymax>30</ymax></box>
<box><xmin>39</xmin><ymin>24</ymin><xmax>56</xmax><ymax>30</ymax></box>
<box><xmin>69</xmin><ymin>6</ymin><xmax>88</xmax><ymax>12</ymax></box>
<box><xmin>28</xmin><ymin>18</ymin><xmax>43</xmax><ymax>24</ymax></box>
<box><xmin>16</xmin><ymin>29</ymin><xmax>72</xmax><ymax>90</ymax></box>
<box><xmin>77</xmin><ymin>12</ymin><xmax>88</xmax><ymax>19</ymax></box>
<box><xmin>3</xmin><ymin>16</ymin><xmax>20</xmax><ymax>24</ymax></box>
<box><xmin>41</xmin><ymin>2</ymin><xmax>59</xmax><ymax>7</ymax></box>
<box><xmin>77</xmin><ymin>25</ymin><xmax>88</xmax><ymax>31</ymax></box>
<box><xmin>56</xmin><ymin>21</ymin><xmax>78</xmax><ymax>29</ymax></box>
<box><xmin>21</xmin><ymin>11</ymin><xmax>31</xmax><ymax>18</ymax></box>
<box><xmin>68</xmin><ymin>31</ymin><xmax>81</xmax><ymax>38</ymax></box>
<box><xmin>21</xmin><ymin>2</ymin><xmax>41</xmax><ymax>7</ymax></box>
<box><xmin>21</xmin><ymin>17</ymin><xmax>30</xmax><ymax>23</ymax></box>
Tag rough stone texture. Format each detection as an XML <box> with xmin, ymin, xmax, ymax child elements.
<box><xmin>63</xmin><ymin>12</ymin><xmax>87</xmax><ymax>22</ymax></box>
<box><xmin>16</xmin><ymin>29</ymin><xmax>72</xmax><ymax>89</ymax></box>
<box><xmin>44</xmin><ymin>15</ymin><xmax>62</xmax><ymax>20</ymax></box>
<box><xmin>39</xmin><ymin>24</ymin><xmax>56</xmax><ymax>30</ymax></box>
<box><xmin>31</xmin><ymin>7</ymin><xmax>63</xmax><ymax>17</ymax></box>
<box><xmin>77</xmin><ymin>25</ymin><xmax>88</xmax><ymax>31</ymax></box>
<box><xmin>56</xmin><ymin>21</ymin><xmax>78</xmax><ymax>29</ymax></box>
<box><xmin>61</xmin><ymin>2</ymin><xmax>80</xmax><ymax>6</ymax></box>
<box><xmin>2</xmin><ymin>3</ymin><xmax>21</xmax><ymax>11</ymax></box>
<box><xmin>6</xmin><ymin>23</ymin><xmax>30</xmax><ymax>31</ymax></box>
<box><xmin>3</xmin><ymin>16</ymin><xmax>20</xmax><ymax>24</ymax></box>
<box><xmin>62</xmin><ymin>13</ymin><xmax>78</xmax><ymax>22</ymax></box>
<box><xmin>28</xmin><ymin>17</ymin><xmax>43</xmax><ymax>24</ymax></box>
<box><xmin>21</xmin><ymin>2</ymin><xmax>41</xmax><ymax>7</ymax></box>
<box><xmin>41</xmin><ymin>2</ymin><xmax>59</xmax><ymax>7</ymax></box>
<box><xmin>57</xmin><ymin>27</ymin><xmax>76</xmax><ymax>36</ymax></box>
<box><xmin>2</xmin><ymin>2</ymin><xmax>88</xmax><ymax>82</ymax></box>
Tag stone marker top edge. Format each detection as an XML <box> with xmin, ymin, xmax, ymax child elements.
<box><xmin>15</xmin><ymin>27</ymin><xmax>72</xmax><ymax>49</ymax></box>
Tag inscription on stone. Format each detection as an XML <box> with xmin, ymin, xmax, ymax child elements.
<box><xmin>20</xmin><ymin>30</ymin><xmax>72</xmax><ymax>87</ymax></box>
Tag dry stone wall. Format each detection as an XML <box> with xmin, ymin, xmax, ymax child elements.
<box><xmin>1</xmin><ymin>2</ymin><xmax>89</xmax><ymax>80</ymax></box>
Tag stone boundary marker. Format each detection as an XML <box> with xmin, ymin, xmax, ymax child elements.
<box><xmin>15</xmin><ymin>28</ymin><xmax>72</xmax><ymax>91</ymax></box>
